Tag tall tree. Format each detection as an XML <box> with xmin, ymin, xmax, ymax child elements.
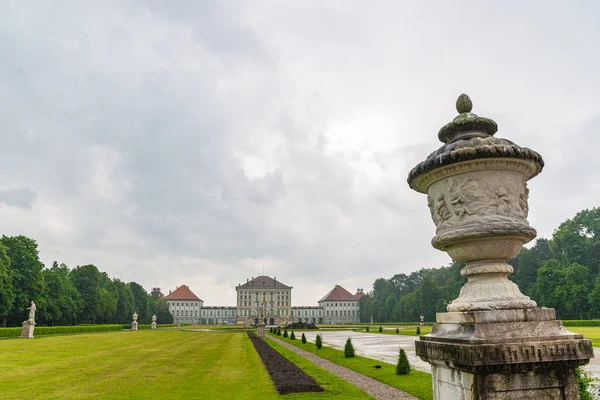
<box><xmin>0</xmin><ymin>242</ymin><xmax>15</xmax><ymax>327</ymax></box>
<box><xmin>551</xmin><ymin>208</ymin><xmax>600</xmax><ymax>274</ymax></box>
<box><xmin>512</xmin><ymin>238</ymin><xmax>552</xmax><ymax>298</ymax></box>
<box><xmin>129</xmin><ymin>282</ymin><xmax>150</xmax><ymax>323</ymax></box>
<box><xmin>70</xmin><ymin>264</ymin><xmax>102</xmax><ymax>324</ymax></box>
<box><xmin>41</xmin><ymin>262</ymin><xmax>82</xmax><ymax>325</ymax></box>
<box><xmin>0</xmin><ymin>235</ymin><xmax>45</xmax><ymax>326</ymax></box>
<box><xmin>155</xmin><ymin>298</ymin><xmax>173</xmax><ymax>324</ymax></box>
<box><xmin>150</xmin><ymin>287</ymin><xmax>163</xmax><ymax>300</ymax></box>
<box><xmin>112</xmin><ymin>279</ymin><xmax>135</xmax><ymax>324</ymax></box>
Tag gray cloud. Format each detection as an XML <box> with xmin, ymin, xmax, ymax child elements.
<box><xmin>0</xmin><ymin>1</ymin><xmax>598</xmax><ymax>305</ymax></box>
<box><xmin>0</xmin><ymin>187</ymin><xmax>36</xmax><ymax>209</ymax></box>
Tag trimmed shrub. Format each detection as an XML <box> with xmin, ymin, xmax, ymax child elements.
<box><xmin>301</xmin><ymin>333</ymin><xmax>307</xmax><ymax>344</ymax></box>
<box><xmin>379</xmin><ymin>326</ymin><xmax>383</xmax><ymax>333</ymax></box>
<box><xmin>290</xmin><ymin>331</ymin><xmax>296</xmax><ymax>340</ymax></box>
<box><xmin>396</xmin><ymin>328</ymin><xmax>399</xmax><ymax>334</ymax></box>
<box><xmin>277</xmin><ymin>327</ymin><xmax>282</xmax><ymax>336</ymax></box>
<box><xmin>416</xmin><ymin>326</ymin><xmax>421</xmax><ymax>335</ymax></box>
<box><xmin>315</xmin><ymin>334</ymin><xmax>323</xmax><ymax>349</ymax></box>
<box><xmin>344</xmin><ymin>337</ymin><xmax>355</xmax><ymax>358</ymax></box>
<box><xmin>366</xmin><ymin>327</ymin><xmax>369</xmax><ymax>332</ymax></box>
<box><xmin>396</xmin><ymin>348</ymin><xmax>411</xmax><ymax>375</ymax></box>
<box><xmin>283</xmin><ymin>329</ymin><xmax>288</xmax><ymax>338</ymax></box>
<box><xmin>286</xmin><ymin>322</ymin><xmax>318</xmax><ymax>330</ymax></box>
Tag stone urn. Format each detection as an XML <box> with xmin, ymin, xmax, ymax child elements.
<box><xmin>131</xmin><ymin>312</ymin><xmax>139</xmax><ymax>331</ymax></box>
<box><xmin>151</xmin><ymin>314</ymin><xmax>157</xmax><ymax>329</ymax></box>
<box><xmin>407</xmin><ymin>94</ymin><xmax>592</xmax><ymax>399</ymax></box>
<box><xmin>408</xmin><ymin>94</ymin><xmax>544</xmax><ymax>312</ymax></box>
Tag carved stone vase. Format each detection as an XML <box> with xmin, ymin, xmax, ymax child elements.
<box><xmin>407</xmin><ymin>94</ymin><xmax>593</xmax><ymax>399</ymax></box>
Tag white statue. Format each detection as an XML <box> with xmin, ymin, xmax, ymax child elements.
<box><xmin>27</xmin><ymin>301</ymin><xmax>36</xmax><ymax>323</ymax></box>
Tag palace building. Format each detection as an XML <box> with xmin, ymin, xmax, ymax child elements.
<box><xmin>164</xmin><ymin>285</ymin><xmax>204</xmax><ymax>324</ymax></box>
<box><xmin>165</xmin><ymin>276</ymin><xmax>364</xmax><ymax>325</ymax></box>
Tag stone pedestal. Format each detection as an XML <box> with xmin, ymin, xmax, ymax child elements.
<box><xmin>151</xmin><ymin>314</ymin><xmax>157</xmax><ymax>329</ymax></box>
<box><xmin>417</xmin><ymin>309</ymin><xmax>593</xmax><ymax>399</ymax></box>
<box><xmin>21</xmin><ymin>321</ymin><xmax>35</xmax><ymax>338</ymax></box>
<box><xmin>257</xmin><ymin>325</ymin><xmax>265</xmax><ymax>338</ymax></box>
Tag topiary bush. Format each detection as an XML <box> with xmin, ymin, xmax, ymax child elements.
<box><xmin>344</xmin><ymin>337</ymin><xmax>355</xmax><ymax>358</ymax></box>
<box><xmin>277</xmin><ymin>327</ymin><xmax>281</xmax><ymax>336</ymax></box>
<box><xmin>366</xmin><ymin>326</ymin><xmax>369</xmax><ymax>332</ymax></box>
<box><xmin>301</xmin><ymin>333</ymin><xmax>307</xmax><ymax>344</ymax></box>
<box><xmin>396</xmin><ymin>348</ymin><xmax>411</xmax><ymax>375</ymax></box>
<box><xmin>379</xmin><ymin>326</ymin><xmax>383</xmax><ymax>333</ymax></box>
<box><xmin>396</xmin><ymin>328</ymin><xmax>399</xmax><ymax>334</ymax></box>
<box><xmin>315</xmin><ymin>334</ymin><xmax>323</xmax><ymax>349</ymax></box>
<box><xmin>290</xmin><ymin>331</ymin><xmax>296</xmax><ymax>340</ymax></box>
<box><xmin>283</xmin><ymin>329</ymin><xmax>288</xmax><ymax>338</ymax></box>
<box><xmin>416</xmin><ymin>326</ymin><xmax>421</xmax><ymax>335</ymax></box>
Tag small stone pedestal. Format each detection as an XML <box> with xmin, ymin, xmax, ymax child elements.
<box><xmin>257</xmin><ymin>325</ymin><xmax>265</xmax><ymax>338</ymax></box>
<box><xmin>151</xmin><ymin>314</ymin><xmax>157</xmax><ymax>329</ymax></box>
<box><xmin>417</xmin><ymin>309</ymin><xmax>592</xmax><ymax>399</ymax></box>
<box><xmin>21</xmin><ymin>321</ymin><xmax>35</xmax><ymax>338</ymax></box>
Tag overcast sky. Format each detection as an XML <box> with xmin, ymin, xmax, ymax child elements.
<box><xmin>0</xmin><ymin>1</ymin><xmax>599</xmax><ymax>306</ymax></box>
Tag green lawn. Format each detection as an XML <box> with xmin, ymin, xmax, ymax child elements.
<box><xmin>0</xmin><ymin>330</ymin><xmax>371</xmax><ymax>399</ymax></box>
<box><xmin>567</xmin><ymin>326</ymin><xmax>600</xmax><ymax>347</ymax></box>
<box><xmin>269</xmin><ymin>333</ymin><xmax>433</xmax><ymax>400</ymax></box>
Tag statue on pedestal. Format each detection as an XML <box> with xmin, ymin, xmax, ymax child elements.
<box><xmin>27</xmin><ymin>301</ymin><xmax>36</xmax><ymax>323</ymax></box>
<box><xmin>21</xmin><ymin>300</ymin><xmax>36</xmax><ymax>338</ymax></box>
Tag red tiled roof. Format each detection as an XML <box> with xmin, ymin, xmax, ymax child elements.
<box><xmin>164</xmin><ymin>285</ymin><xmax>201</xmax><ymax>301</ymax></box>
<box><xmin>318</xmin><ymin>285</ymin><xmax>359</xmax><ymax>302</ymax></box>
<box><xmin>238</xmin><ymin>276</ymin><xmax>292</xmax><ymax>289</ymax></box>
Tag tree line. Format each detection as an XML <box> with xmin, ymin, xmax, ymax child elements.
<box><xmin>0</xmin><ymin>235</ymin><xmax>173</xmax><ymax>327</ymax></box>
<box><xmin>359</xmin><ymin>207</ymin><xmax>600</xmax><ymax>322</ymax></box>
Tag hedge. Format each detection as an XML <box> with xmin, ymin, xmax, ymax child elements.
<box><xmin>0</xmin><ymin>323</ymin><xmax>183</xmax><ymax>338</ymax></box>
<box><xmin>562</xmin><ymin>320</ymin><xmax>600</xmax><ymax>327</ymax></box>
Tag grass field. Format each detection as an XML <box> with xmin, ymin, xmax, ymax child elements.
<box><xmin>269</xmin><ymin>332</ymin><xmax>433</xmax><ymax>400</ymax></box>
<box><xmin>0</xmin><ymin>330</ymin><xmax>374</xmax><ymax>399</ymax></box>
<box><xmin>567</xmin><ymin>327</ymin><xmax>600</xmax><ymax>347</ymax></box>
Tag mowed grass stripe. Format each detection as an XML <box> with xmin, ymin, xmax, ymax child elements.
<box><xmin>0</xmin><ymin>330</ymin><xmax>279</xmax><ymax>399</ymax></box>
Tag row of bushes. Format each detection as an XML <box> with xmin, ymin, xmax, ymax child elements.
<box><xmin>0</xmin><ymin>323</ymin><xmax>184</xmax><ymax>338</ymax></box>
<box><xmin>0</xmin><ymin>324</ymin><xmax>124</xmax><ymax>338</ymax></box>
<box><xmin>562</xmin><ymin>320</ymin><xmax>600</xmax><ymax>327</ymax></box>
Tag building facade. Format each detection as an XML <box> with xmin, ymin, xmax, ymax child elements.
<box><xmin>200</xmin><ymin>306</ymin><xmax>236</xmax><ymax>325</ymax></box>
<box><xmin>235</xmin><ymin>276</ymin><xmax>292</xmax><ymax>326</ymax></box>
<box><xmin>164</xmin><ymin>285</ymin><xmax>204</xmax><ymax>324</ymax></box>
<box><xmin>165</xmin><ymin>278</ymin><xmax>363</xmax><ymax>325</ymax></box>
<box><xmin>291</xmin><ymin>306</ymin><xmax>323</xmax><ymax>324</ymax></box>
<box><xmin>318</xmin><ymin>285</ymin><xmax>362</xmax><ymax>324</ymax></box>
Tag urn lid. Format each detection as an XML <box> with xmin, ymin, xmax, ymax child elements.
<box><xmin>407</xmin><ymin>94</ymin><xmax>544</xmax><ymax>192</ymax></box>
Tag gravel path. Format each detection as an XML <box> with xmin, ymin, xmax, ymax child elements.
<box><xmin>268</xmin><ymin>336</ymin><xmax>418</xmax><ymax>400</ymax></box>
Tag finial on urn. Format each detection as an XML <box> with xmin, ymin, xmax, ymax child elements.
<box><xmin>437</xmin><ymin>93</ymin><xmax>498</xmax><ymax>143</ymax></box>
<box><xmin>456</xmin><ymin>94</ymin><xmax>473</xmax><ymax>114</ymax></box>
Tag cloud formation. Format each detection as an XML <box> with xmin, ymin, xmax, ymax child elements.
<box><xmin>0</xmin><ymin>1</ymin><xmax>599</xmax><ymax>305</ymax></box>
